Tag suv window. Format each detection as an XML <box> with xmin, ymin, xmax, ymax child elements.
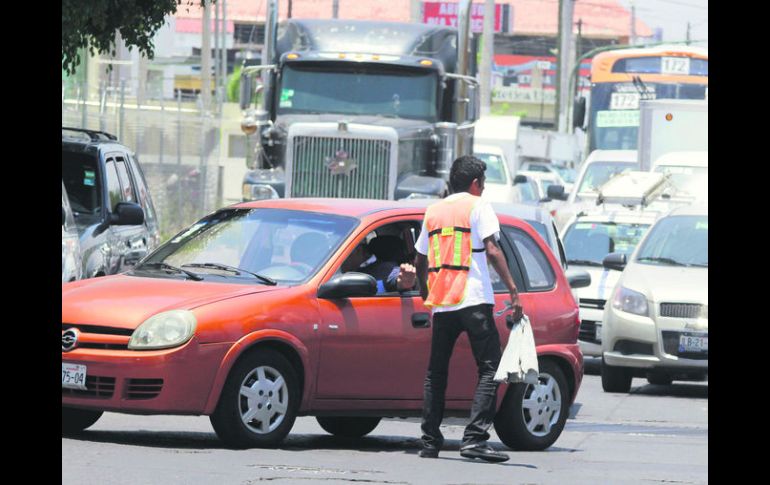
<box><xmin>104</xmin><ymin>159</ymin><xmax>123</xmax><ymax>211</ymax></box>
<box><xmin>115</xmin><ymin>157</ymin><xmax>137</xmax><ymax>203</ymax></box>
<box><xmin>62</xmin><ymin>151</ymin><xmax>103</xmax><ymax>227</ymax></box>
<box><xmin>502</xmin><ymin>226</ymin><xmax>555</xmax><ymax>291</ymax></box>
<box><xmin>128</xmin><ymin>154</ymin><xmax>157</xmax><ymax>224</ymax></box>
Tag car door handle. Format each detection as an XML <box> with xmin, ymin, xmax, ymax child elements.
<box><xmin>412</xmin><ymin>313</ymin><xmax>431</xmax><ymax>329</ymax></box>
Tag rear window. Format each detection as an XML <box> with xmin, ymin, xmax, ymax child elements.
<box><xmin>503</xmin><ymin>226</ymin><xmax>555</xmax><ymax>291</ymax></box>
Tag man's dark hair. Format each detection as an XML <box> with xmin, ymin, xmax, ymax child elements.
<box><xmin>449</xmin><ymin>155</ymin><xmax>487</xmax><ymax>193</ymax></box>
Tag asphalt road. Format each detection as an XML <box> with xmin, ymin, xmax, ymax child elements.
<box><xmin>62</xmin><ymin>373</ymin><xmax>708</xmax><ymax>484</ymax></box>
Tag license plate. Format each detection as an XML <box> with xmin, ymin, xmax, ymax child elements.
<box><xmin>679</xmin><ymin>333</ymin><xmax>708</xmax><ymax>353</ymax></box>
<box><xmin>62</xmin><ymin>363</ymin><xmax>87</xmax><ymax>390</ymax></box>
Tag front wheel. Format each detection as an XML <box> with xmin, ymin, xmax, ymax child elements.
<box><xmin>210</xmin><ymin>349</ymin><xmax>300</xmax><ymax>449</ymax></box>
<box><xmin>601</xmin><ymin>358</ymin><xmax>633</xmax><ymax>393</ymax></box>
<box><xmin>62</xmin><ymin>407</ymin><xmax>103</xmax><ymax>434</ymax></box>
<box><xmin>494</xmin><ymin>360</ymin><xmax>569</xmax><ymax>451</ymax></box>
<box><xmin>316</xmin><ymin>416</ymin><xmax>381</xmax><ymax>438</ymax></box>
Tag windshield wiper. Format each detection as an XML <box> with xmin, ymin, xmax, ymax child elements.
<box><xmin>637</xmin><ymin>256</ymin><xmax>686</xmax><ymax>266</ymax></box>
<box><xmin>137</xmin><ymin>262</ymin><xmax>204</xmax><ymax>281</ymax></box>
<box><xmin>182</xmin><ymin>263</ymin><xmax>277</xmax><ymax>286</ymax></box>
<box><xmin>567</xmin><ymin>259</ymin><xmax>603</xmax><ymax>267</ymax></box>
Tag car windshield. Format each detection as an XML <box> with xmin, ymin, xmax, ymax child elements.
<box><xmin>475</xmin><ymin>152</ymin><xmax>508</xmax><ymax>183</ymax></box>
<box><xmin>564</xmin><ymin>220</ymin><xmax>651</xmax><ymax>265</ymax></box>
<box><xmin>552</xmin><ymin>165</ymin><xmax>576</xmax><ymax>183</ymax></box>
<box><xmin>62</xmin><ymin>150</ymin><xmax>102</xmax><ymax>229</ymax></box>
<box><xmin>654</xmin><ymin>165</ymin><xmax>708</xmax><ymax>198</ymax></box>
<box><xmin>137</xmin><ymin>208</ymin><xmax>359</xmax><ymax>284</ymax></box>
<box><xmin>577</xmin><ymin>161</ymin><xmax>635</xmax><ymax>194</ymax></box>
<box><xmin>635</xmin><ymin>215</ymin><xmax>708</xmax><ymax>267</ymax></box>
<box><xmin>278</xmin><ymin>64</ymin><xmax>438</xmax><ymax>121</ymax></box>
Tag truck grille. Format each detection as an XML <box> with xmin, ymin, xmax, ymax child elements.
<box><xmin>290</xmin><ymin>136</ymin><xmax>391</xmax><ymax>199</ymax></box>
<box><xmin>660</xmin><ymin>303</ymin><xmax>704</xmax><ymax>319</ymax></box>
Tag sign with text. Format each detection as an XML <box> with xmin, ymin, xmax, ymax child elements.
<box><xmin>422</xmin><ymin>2</ymin><xmax>512</xmax><ymax>33</ymax></box>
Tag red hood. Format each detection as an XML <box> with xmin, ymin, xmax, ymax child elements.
<box><xmin>62</xmin><ymin>274</ymin><xmax>281</xmax><ymax>330</ymax></box>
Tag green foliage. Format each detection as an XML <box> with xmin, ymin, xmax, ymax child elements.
<box><xmin>227</xmin><ymin>65</ymin><xmax>242</xmax><ymax>103</ymax></box>
<box><xmin>62</xmin><ymin>1</ymin><xmax>211</xmax><ymax>75</ymax></box>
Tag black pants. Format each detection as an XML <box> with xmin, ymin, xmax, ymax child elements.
<box><xmin>421</xmin><ymin>303</ymin><xmax>502</xmax><ymax>449</ymax></box>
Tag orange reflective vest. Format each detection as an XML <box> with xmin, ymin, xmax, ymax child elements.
<box><xmin>424</xmin><ymin>193</ymin><xmax>481</xmax><ymax>308</ymax></box>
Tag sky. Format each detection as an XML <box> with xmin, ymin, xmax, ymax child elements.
<box><xmin>616</xmin><ymin>0</ymin><xmax>708</xmax><ymax>48</ymax></box>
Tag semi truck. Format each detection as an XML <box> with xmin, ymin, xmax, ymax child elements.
<box><xmin>238</xmin><ymin>0</ymin><xmax>479</xmax><ymax>201</ymax></box>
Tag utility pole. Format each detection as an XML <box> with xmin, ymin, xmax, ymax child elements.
<box><xmin>556</xmin><ymin>0</ymin><xmax>575</xmax><ymax>133</ymax></box>
<box><xmin>686</xmin><ymin>22</ymin><xmax>691</xmax><ymax>45</ymax></box>
<box><xmin>479</xmin><ymin>0</ymin><xmax>495</xmax><ymax>116</ymax></box>
<box><xmin>332</xmin><ymin>0</ymin><xmax>339</xmax><ymax>19</ymax></box>
<box><xmin>221</xmin><ymin>0</ymin><xmax>228</xmax><ymax>101</ymax></box>
<box><xmin>410</xmin><ymin>0</ymin><xmax>421</xmax><ymax>23</ymax></box>
<box><xmin>201</xmin><ymin>0</ymin><xmax>212</xmax><ymax>111</ymax></box>
<box><xmin>214</xmin><ymin>0</ymin><xmax>220</xmax><ymax>103</ymax></box>
<box><xmin>630</xmin><ymin>1</ymin><xmax>636</xmax><ymax>45</ymax></box>
<box><xmin>288</xmin><ymin>0</ymin><xmax>293</xmax><ymax>18</ymax></box>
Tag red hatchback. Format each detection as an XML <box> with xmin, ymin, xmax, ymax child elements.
<box><xmin>62</xmin><ymin>199</ymin><xmax>584</xmax><ymax>450</ymax></box>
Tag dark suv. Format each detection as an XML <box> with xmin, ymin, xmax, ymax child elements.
<box><xmin>62</xmin><ymin>128</ymin><xmax>160</xmax><ymax>278</ymax></box>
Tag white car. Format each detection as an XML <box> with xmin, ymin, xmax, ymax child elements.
<box><xmin>652</xmin><ymin>151</ymin><xmax>708</xmax><ymax>203</ymax></box>
<box><xmin>561</xmin><ymin>207</ymin><xmax>661</xmax><ymax>357</ymax></box>
<box><xmin>474</xmin><ymin>144</ymin><xmax>517</xmax><ymax>204</ymax></box>
<box><xmin>600</xmin><ymin>205</ymin><xmax>708</xmax><ymax>392</ymax></box>
<box><xmin>553</xmin><ymin>150</ymin><xmax>638</xmax><ymax>230</ymax></box>
<box><xmin>519</xmin><ymin>160</ymin><xmax>575</xmax><ymax>194</ymax></box>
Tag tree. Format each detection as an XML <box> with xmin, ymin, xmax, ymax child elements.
<box><xmin>62</xmin><ymin>1</ymin><xmax>210</xmax><ymax>75</ymax></box>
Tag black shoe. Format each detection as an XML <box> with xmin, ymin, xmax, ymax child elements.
<box><xmin>419</xmin><ymin>445</ymin><xmax>440</xmax><ymax>458</ymax></box>
<box><xmin>460</xmin><ymin>444</ymin><xmax>509</xmax><ymax>463</ymax></box>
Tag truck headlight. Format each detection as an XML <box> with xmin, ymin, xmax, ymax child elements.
<box><xmin>611</xmin><ymin>286</ymin><xmax>648</xmax><ymax>317</ymax></box>
<box><xmin>128</xmin><ymin>310</ymin><xmax>197</xmax><ymax>350</ymax></box>
<box><xmin>243</xmin><ymin>183</ymin><xmax>279</xmax><ymax>201</ymax></box>
<box><xmin>402</xmin><ymin>193</ymin><xmax>440</xmax><ymax>200</ymax></box>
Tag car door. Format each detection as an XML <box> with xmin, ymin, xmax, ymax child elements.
<box><xmin>106</xmin><ymin>152</ymin><xmax>148</xmax><ymax>271</ymax></box>
<box><xmin>315</xmin><ymin>217</ymin><xmax>433</xmax><ymax>401</ymax></box>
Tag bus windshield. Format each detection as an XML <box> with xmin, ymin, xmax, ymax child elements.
<box><xmin>278</xmin><ymin>64</ymin><xmax>438</xmax><ymax>121</ymax></box>
<box><xmin>589</xmin><ymin>82</ymin><xmax>707</xmax><ymax>151</ymax></box>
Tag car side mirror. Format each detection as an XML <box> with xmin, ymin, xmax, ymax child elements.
<box><xmin>513</xmin><ymin>175</ymin><xmax>528</xmax><ymax>185</ymax></box>
<box><xmin>318</xmin><ymin>272</ymin><xmax>377</xmax><ymax>299</ymax></box>
<box><xmin>110</xmin><ymin>202</ymin><xmax>145</xmax><ymax>226</ymax></box>
<box><xmin>547</xmin><ymin>184</ymin><xmax>567</xmax><ymax>201</ymax></box>
<box><xmin>565</xmin><ymin>268</ymin><xmax>591</xmax><ymax>289</ymax></box>
<box><xmin>602</xmin><ymin>252</ymin><xmax>627</xmax><ymax>271</ymax></box>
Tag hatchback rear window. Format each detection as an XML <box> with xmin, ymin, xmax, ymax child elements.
<box><xmin>503</xmin><ymin>227</ymin><xmax>555</xmax><ymax>291</ymax></box>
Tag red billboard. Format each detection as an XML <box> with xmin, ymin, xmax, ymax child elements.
<box><xmin>422</xmin><ymin>2</ymin><xmax>512</xmax><ymax>33</ymax></box>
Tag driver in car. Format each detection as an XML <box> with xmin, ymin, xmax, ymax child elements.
<box><xmin>341</xmin><ymin>236</ymin><xmax>417</xmax><ymax>293</ymax></box>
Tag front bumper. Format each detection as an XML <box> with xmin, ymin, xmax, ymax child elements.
<box><xmin>61</xmin><ymin>338</ymin><xmax>231</xmax><ymax>415</ymax></box>
<box><xmin>602</xmin><ymin>305</ymin><xmax>708</xmax><ymax>372</ymax></box>
<box><xmin>578</xmin><ymin>306</ymin><xmax>604</xmax><ymax>357</ymax></box>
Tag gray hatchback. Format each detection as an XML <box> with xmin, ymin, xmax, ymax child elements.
<box><xmin>62</xmin><ymin>128</ymin><xmax>160</xmax><ymax>278</ymax></box>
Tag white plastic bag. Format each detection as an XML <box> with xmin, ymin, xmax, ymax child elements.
<box><xmin>494</xmin><ymin>314</ymin><xmax>539</xmax><ymax>385</ymax></box>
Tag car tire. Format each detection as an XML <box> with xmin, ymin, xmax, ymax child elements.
<box><xmin>646</xmin><ymin>372</ymin><xmax>673</xmax><ymax>386</ymax></box>
<box><xmin>316</xmin><ymin>417</ymin><xmax>381</xmax><ymax>438</ymax></box>
<box><xmin>210</xmin><ymin>349</ymin><xmax>300</xmax><ymax>449</ymax></box>
<box><xmin>601</xmin><ymin>358</ymin><xmax>633</xmax><ymax>393</ymax></box>
<box><xmin>493</xmin><ymin>360</ymin><xmax>569</xmax><ymax>451</ymax></box>
<box><xmin>62</xmin><ymin>407</ymin><xmax>103</xmax><ymax>434</ymax></box>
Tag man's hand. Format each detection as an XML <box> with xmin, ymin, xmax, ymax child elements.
<box><xmin>397</xmin><ymin>263</ymin><xmax>417</xmax><ymax>291</ymax></box>
<box><xmin>508</xmin><ymin>291</ymin><xmax>523</xmax><ymax>322</ymax></box>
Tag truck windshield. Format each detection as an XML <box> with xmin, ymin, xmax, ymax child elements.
<box><xmin>589</xmin><ymin>82</ymin><xmax>707</xmax><ymax>151</ymax></box>
<box><xmin>278</xmin><ymin>64</ymin><xmax>438</xmax><ymax>121</ymax></box>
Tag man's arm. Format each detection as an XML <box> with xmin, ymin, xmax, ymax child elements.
<box><xmin>484</xmin><ymin>235</ymin><xmax>523</xmax><ymax>321</ymax></box>
<box><xmin>415</xmin><ymin>252</ymin><xmax>429</xmax><ymax>301</ymax></box>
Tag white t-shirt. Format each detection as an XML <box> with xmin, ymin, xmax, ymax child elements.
<box><xmin>415</xmin><ymin>193</ymin><xmax>501</xmax><ymax>314</ymax></box>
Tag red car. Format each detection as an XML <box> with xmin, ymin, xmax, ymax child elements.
<box><xmin>62</xmin><ymin>198</ymin><xmax>584</xmax><ymax>451</ymax></box>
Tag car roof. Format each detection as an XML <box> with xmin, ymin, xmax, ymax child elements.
<box><xmin>518</xmin><ymin>170</ymin><xmax>559</xmax><ymax>181</ymax></box>
<box><xmin>652</xmin><ymin>151</ymin><xmax>708</xmax><ymax>168</ymax></box>
<box><xmin>473</xmin><ymin>144</ymin><xmax>505</xmax><ymax>155</ymax></box>
<box><xmin>62</xmin><ymin>127</ymin><xmax>131</xmax><ymax>153</ymax></box>
<box><xmin>232</xmin><ymin>198</ymin><xmax>418</xmax><ymax>218</ymax></box>
<box><xmin>569</xmin><ymin>207</ymin><xmax>662</xmax><ymax>225</ymax></box>
<box><xmin>665</xmin><ymin>204</ymin><xmax>708</xmax><ymax>217</ymax></box>
<box><xmin>583</xmin><ymin>150</ymin><xmax>638</xmax><ymax>164</ymax></box>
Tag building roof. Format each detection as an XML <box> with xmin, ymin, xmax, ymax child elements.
<box><xmin>174</xmin><ymin>0</ymin><xmax>651</xmax><ymax>39</ymax></box>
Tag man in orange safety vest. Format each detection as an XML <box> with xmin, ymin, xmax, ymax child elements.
<box><xmin>414</xmin><ymin>155</ymin><xmax>523</xmax><ymax>463</ymax></box>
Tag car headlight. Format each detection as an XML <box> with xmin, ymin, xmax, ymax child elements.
<box><xmin>611</xmin><ymin>286</ymin><xmax>648</xmax><ymax>317</ymax></box>
<box><xmin>128</xmin><ymin>310</ymin><xmax>197</xmax><ymax>350</ymax></box>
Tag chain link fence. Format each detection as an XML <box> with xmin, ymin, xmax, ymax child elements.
<box><xmin>62</xmin><ymin>79</ymin><xmax>228</xmax><ymax>242</ymax></box>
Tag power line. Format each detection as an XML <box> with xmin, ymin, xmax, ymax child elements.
<box><xmin>648</xmin><ymin>0</ymin><xmax>707</xmax><ymax>10</ymax></box>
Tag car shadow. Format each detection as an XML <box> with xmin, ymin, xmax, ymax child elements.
<box><xmin>63</xmin><ymin>430</ymin><xmax>565</xmax><ymax>462</ymax></box>
<box><xmin>630</xmin><ymin>382</ymin><xmax>708</xmax><ymax>399</ymax></box>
